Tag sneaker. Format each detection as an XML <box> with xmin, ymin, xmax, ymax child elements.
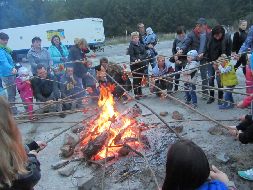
<box><xmin>219</xmin><ymin>104</ymin><xmax>233</xmax><ymax>110</ymax></box>
<box><xmin>238</xmin><ymin>168</ymin><xmax>253</xmax><ymax>181</ymax></box>
<box><xmin>192</xmin><ymin>104</ymin><xmax>198</xmax><ymax>109</ymax></box>
<box><xmin>217</xmin><ymin>100</ymin><xmax>223</xmax><ymax>105</ymax></box>
<box><xmin>185</xmin><ymin>101</ymin><xmax>191</xmax><ymax>105</ymax></box>
<box><xmin>207</xmin><ymin>98</ymin><xmax>215</xmax><ymax>104</ymax></box>
<box><xmin>201</xmin><ymin>93</ymin><xmax>208</xmax><ymax>100</ymax></box>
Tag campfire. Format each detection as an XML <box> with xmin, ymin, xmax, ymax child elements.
<box><xmin>80</xmin><ymin>85</ymin><xmax>144</xmax><ymax>161</ymax></box>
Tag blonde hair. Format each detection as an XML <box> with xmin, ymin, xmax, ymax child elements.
<box><xmin>131</xmin><ymin>31</ymin><xmax>139</xmax><ymax>39</ymax></box>
<box><xmin>74</xmin><ymin>38</ymin><xmax>88</xmax><ymax>48</ymax></box>
<box><xmin>157</xmin><ymin>55</ymin><xmax>165</xmax><ymax>61</ymax></box>
<box><xmin>0</xmin><ymin>97</ymin><xmax>27</xmax><ymax>188</ymax></box>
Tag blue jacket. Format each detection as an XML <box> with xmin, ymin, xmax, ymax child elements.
<box><xmin>239</xmin><ymin>25</ymin><xmax>253</xmax><ymax>54</ymax></box>
<box><xmin>152</xmin><ymin>62</ymin><xmax>173</xmax><ymax>76</ymax></box>
<box><xmin>48</xmin><ymin>44</ymin><xmax>69</xmax><ymax>67</ymax></box>
<box><xmin>197</xmin><ymin>180</ymin><xmax>228</xmax><ymax>190</ymax></box>
<box><xmin>84</xmin><ymin>67</ymin><xmax>97</xmax><ymax>87</ymax></box>
<box><xmin>0</xmin><ymin>48</ymin><xmax>14</xmax><ymax>77</ymax></box>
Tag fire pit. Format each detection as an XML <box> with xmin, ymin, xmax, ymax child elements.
<box><xmin>79</xmin><ymin>85</ymin><xmax>146</xmax><ymax>161</ymax></box>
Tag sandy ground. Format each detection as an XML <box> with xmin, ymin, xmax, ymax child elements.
<box><xmin>17</xmin><ymin>40</ymin><xmax>253</xmax><ymax>190</ymax></box>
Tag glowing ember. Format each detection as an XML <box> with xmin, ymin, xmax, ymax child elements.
<box><xmin>81</xmin><ymin>85</ymin><xmax>141</xmax><ymax>160</ymax></box>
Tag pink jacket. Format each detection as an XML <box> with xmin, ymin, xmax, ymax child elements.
<box><xmin>245</xmin><ymin>65</ymin><xmax>253</xmax><ymax>94</ymax></box>
<box><xmin>16</xmin><ymin>77</ymin><xmax>33</xmax><ymax>100</ymax></box>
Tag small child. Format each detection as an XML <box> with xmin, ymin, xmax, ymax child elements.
<box><xmin>182</xmin><ymin>50</ymin><xmax>200</xmax><ymax>108</ymax></box>
<box><xmin>84</xmin><ymin>59</ymin><xmax>99</xmax><ymax>96</ymax></box>
<box><xmin>16</xmin><ymin>67</ymin><xmax>35</xmax><ymax>120</ymax></box>
<box><xmin>143</xmin><ymin>27</ymin><xmax>158</xmax><ymax>68</ymax></box>
<box><xmin>95</xmin><ymin>57</ymin><xmax>109</xmax><ymax>84</ymax></box>
<box><xmin>213</xmin><ymin>55</ymin><xmax>238</xmax><ymax>109</ymax></box>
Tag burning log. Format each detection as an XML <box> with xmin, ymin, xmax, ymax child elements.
<box><xmin>81</xmin><ymin>131</ymin><xmax>109</xmax><ymax>160</ymax></box>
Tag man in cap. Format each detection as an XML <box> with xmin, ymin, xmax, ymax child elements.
<box><xmin>179</xmin><ymin>18</ymin><xmax>210</xmax><ymax>99</ymax></box>
<box><xmin>0</xmin><ymin>32</ymin><xmax>18</xmax><ymax>114</ymax></box>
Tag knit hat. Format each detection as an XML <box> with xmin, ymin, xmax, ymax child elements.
<box><xmin>196</xmin><ymin>18</ymin><xmax>207</xmax><ymax>25</ymax></box>
<box><xmin>18</xmin><ymin>67</ymin><xmax>29</xmax><ymax>76</ymax></box>
<box><xmin>146</xmin><ymin>27</ymin><xmax>154</xmax><ymax>35</ymax></box>
<box><xmin>187</xmin><ymin>50</ymin><xmax>198</xmax><ymax>59</ymax></box>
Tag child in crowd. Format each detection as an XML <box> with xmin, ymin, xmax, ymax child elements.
<box><xmin>151</xmin><ymin>55</ymin><xmax>174</xmax><ymax>97</ymax></box>
<box><xmin>84</xmin><ymin>59</ymin><xmax>99</xmax><ymax>96</ymax></box>
<box><xmin>237</xmin><ymin>53</ymin><xmax>253</xmax><ymax>108</ymax></box>
<box><xmin>213</xmin><ymin>55</ymin><xmax>238</xmax><ymax>109</ymax></box>
<box><xmin>15</xmin><ymin>67</ymin><xmax>35</xmax><ymax>120</ymax></box>
<box><xmin>163</xmin><ymin>139</ymin><xmax>237</xmax><ymax>190</ymax></box>
<box><xmin>182</xmin><ymin>50</ymin><xmax>200</xmax><ymax>108</ymax></box>
<box><xmin>95</xmin><ymin>57</ymin><xmax>109</xmax><ymax>84</ymax></box>
<box><xmin>60</xmin><ymin>64</ymin><xmax>85</xmax><ymax>110</ymax></box>
<box><xmin>143</xmin><ymin>27</ymin><xmax>158</xmax><ymax>61</ymax></box>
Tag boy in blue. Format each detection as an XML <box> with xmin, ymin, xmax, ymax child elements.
<box><xmin>183</xmin><ymin>50</ymin><xmax>200</xmax><ymax>108</ymax></box>
<box><xmin>143</xmin><ymin>27</ymin><xmax>158</xmax><ymax>69</ymax></box>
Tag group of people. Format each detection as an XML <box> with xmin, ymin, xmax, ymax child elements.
<box><xmin>1</xmin><ymin>17</ymin><xmax>253</xmax><ymax>189</ymax></box>
<box><xmin>0</xmin><ymin>32</ymin><xmax>133</xmax><ymax>120</ymax></box>
<box><xmin>129</xmin><ymin>19</ymin><xmax>253</xmax><ymax>111</ymax></box>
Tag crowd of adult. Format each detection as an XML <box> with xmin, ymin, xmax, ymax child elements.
<box><xmin>1</xmin><ymin>17</ymin><xmax>253</xmax><ymax>189</ymax></box>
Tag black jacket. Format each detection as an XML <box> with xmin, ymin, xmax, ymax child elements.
<box><xmin>68</xmin><ymin>45</ymin><xmax>87</xmax><ymax>78</ymax></box>
<box><xmin>2</xmin><ymin>141</ymin><xmax>41</xmax><ymax>190</ymax></box>
<box><xmin>32</xmin><ymin>74</ymin><xmax>60</xmax><ymax>101</ymax></box>
<box><xmin>236</xmin><ymin>115</ymin><xmax>253</xmax><ymax>144</ymax></box>
<box><xmin>232</xmin><ymin>29</ymin><xmax>248</xmax><ymax>53</ymax></box>
<box><xmin>205</xmin><ymin>26</ymin><xmax>232</xmax><ymax>61</ymax></box>
<box><xmin>128</xmin><ymin>41</ymin><xmax>147</xmax><ymax>71</ymax></box>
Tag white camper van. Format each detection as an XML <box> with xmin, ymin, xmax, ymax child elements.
<box><xmin>0</xmin><ymin>18</ymin><xmax>105</xmax><ymax>61</ymax></box>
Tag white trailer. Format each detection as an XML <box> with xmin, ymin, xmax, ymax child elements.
<box><xmin>0</xmin><ymin>18</ymin><xmax>105</xmax><ymax>61</ymax></box>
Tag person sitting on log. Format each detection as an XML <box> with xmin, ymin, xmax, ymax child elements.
<box><xmin>84</xmin><ymin>59</ymin><xmax>99</xmax><ymax>97</ymax></box>
<box><xmin>162</xmin><ymin>139</ymin><xmax>237</xmax><ymax>190</ymax></box>
<box><xmin>150</xmin><ymin>55</ymin><xmax>174</xmax><ymax>97</ymax></box>
<box><xmin>0</xmin><ymin>97</ymin><xmax>47</xmax><ymax>189</ymax></box>
<box><xmin>31</xmin><ymin>64</ymin><xmax>65</xmax><ymax>117</ymax></box>
<box><xmin>95</xmin><ymin>57</ymin><xmax>109</xmax><ymax>84</ymax></box>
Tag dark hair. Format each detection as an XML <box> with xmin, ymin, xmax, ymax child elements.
<box><xmin>51</xmin><ymin>35</ymin><xmax>61</xmax><ymax>45</ymax></box>
<box><xmin>100</xmin><ymin>57</ymin><xmax>108</xmax><ymax>64</ymax></box>
<box><xmin>212</xmin><ymin>25</ymin><xmax>225</xmax><ymax>36</ymax></box>
<box><xmin>0</xmin><ymin>32</ymin><xmax>9</xmax><ymax>40</ymax></box>
<box><xmin>32</xmin><ymin>37</ymin><xmax>41</xmax><ymax>43</ymax></box>
<box><xmin>36</xmin><ymin>64</ymin><xmax>45</xmax><ymax>71</ymax></box>
<box><xmin>162</xmin><ymin>140</ymin><xmax>210</xmax><ymax>190</ymax></box>
<box><xmin>176</xmin><ymin>26</ymin><xmax>186</xmax><ymax>34</ymax></box>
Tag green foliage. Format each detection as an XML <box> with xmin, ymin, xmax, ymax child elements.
<box><xmin>0</xmin><ymin>0</ymin><xmax>252</xmax><ymax>36</ymax></box>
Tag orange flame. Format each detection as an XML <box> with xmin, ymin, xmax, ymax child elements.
<box><xmin>81</xmin><ymin>85</ymin><xmax>140</xmax><ymax>159</ymax></box>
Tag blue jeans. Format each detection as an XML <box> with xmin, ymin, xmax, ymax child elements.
<box><xmin>207</xmin><ymin>64</ymin><xmax>223</xmax><ymax>99</ymax></box>
<box><xmin>2</xmin><ymin>75</ymin><xmax>17</xmax><ymax>114</ymax></box>
<box><xmin>224</xmin><ymin>86</ymin><xmax>234</xmax><ymax>104</ymax></box>
<box><xmin>184</xmin><ymin>83</ymin><xmax>197</xmax><ymax>104</ymax></box>
<box><xmin>200</xmin><ymin>60</ymin><xmax>208</xmax><ymax>92</ymax></box>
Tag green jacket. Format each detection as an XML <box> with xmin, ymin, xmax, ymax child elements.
<box><xmin>220</xmin><ymin>63</ymin><xmax>238</xmax><ymax>87</ymax></box>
